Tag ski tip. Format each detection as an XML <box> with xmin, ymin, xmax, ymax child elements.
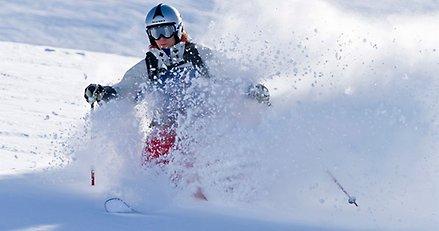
<box><xmin>104</xmin><ymin>197</ymin><xmax>140</xmax><ymax>214</ymax></box>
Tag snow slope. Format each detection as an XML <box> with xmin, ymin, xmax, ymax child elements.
<box><xmin>1</xmin><ymin>0</ymin><xmax>439</xmax><ymax>230</ymax></box>
<box><xmin>0</xmin><ymin>41</ymin><xmax>344</xmax><ymax>231</ymax></box>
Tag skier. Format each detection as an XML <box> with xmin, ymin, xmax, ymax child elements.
<box><xmin>84</xmin><ymin>3</ymin><xmax>269</xmax><ymax>199</ymax></box>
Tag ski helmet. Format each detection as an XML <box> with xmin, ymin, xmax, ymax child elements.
<box><xmin>145</xmin><ymin>4</ymin><xmax>184</xmax><ymax>43</ymax></box>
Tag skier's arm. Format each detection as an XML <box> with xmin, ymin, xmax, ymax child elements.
<box><xmin>84</xmin><ymin>59</ymin><xmax>149</xmax><ymax>105</ymax></box>
<box><xmin>197</xmin><ymin>45</ymin><xmax>271</xmax><ymax>105</ymax></box>
<box><xmin>190</xmin><ymin>42</ymin><xmax>212</xmax><ymax>78</ymax></box>
<box><xmin>111</xmin><ymin>59</ymin><xmax>150</xmax><ymax>101</ymax></box>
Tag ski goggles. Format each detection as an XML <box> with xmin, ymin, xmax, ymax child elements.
<box><xmin>147</xmin><ymin>24</ymin><xmax>176</xmax><ymax>40</ymax></box>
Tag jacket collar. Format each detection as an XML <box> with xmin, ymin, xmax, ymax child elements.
<box><xmin>149</xmin><ymin>42</ymin><xmax>186</xmax><ymax>69</ymax></box>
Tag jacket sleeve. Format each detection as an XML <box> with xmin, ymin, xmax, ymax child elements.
<box><xmin>111</xmin><ymin>59</ymin><xmax>150</xmax><ymax>101</ymax></box>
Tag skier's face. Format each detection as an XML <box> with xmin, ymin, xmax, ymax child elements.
<box><xmin>156</xmin><ymin>36</ymin><xmax>176</xmax><ymax>49</ymax></box>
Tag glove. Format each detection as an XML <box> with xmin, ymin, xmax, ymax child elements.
<box><xmin>247</xmin><ymin>83</ymin><xmax>271</xmax><ymax>106</ymax></box>
<box><xmin>84</xmin><ymin>84</ymin><xmax>103</xmax><ymax>105</ymax></box>
<box><xmin>84</xmin><ymin>84</ymin><xmax>117</xmax><ymax>106</ymax></box>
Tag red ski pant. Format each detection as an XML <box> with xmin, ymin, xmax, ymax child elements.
<box><xmin>142</xmin><ymin>126</ymin><xmax>176</xmax><ymax>165</ymax></box>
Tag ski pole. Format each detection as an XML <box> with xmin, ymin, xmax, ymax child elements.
<box><xmin>326</xmin><ymin>170</ymin><xmax>358</xmax><ymax>207</ymax></box>
<box><xmin>89</xmin><ymin>103</ymin><xmax>95</xmax><ymax>186</ymax></box>
<box><xmin>91</xmin><ymin>168</ymin><xmax>95</xmax><ymax>186</ymax></box>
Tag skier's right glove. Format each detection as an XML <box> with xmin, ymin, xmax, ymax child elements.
<box><xmin>84</xmin><ymin>84</ymin><xmax>117</xmax><ymax>106</ymax></box>
<box><xmin>247</xmin><ymin>83</ymin><xmax>271</xmax><ymax>106</ymax></box>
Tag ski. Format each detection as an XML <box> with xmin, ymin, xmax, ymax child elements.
<box><xmin>104</xmin><ymin>197</ymin><xmax>140</xmax><ymax>214</ymax></box>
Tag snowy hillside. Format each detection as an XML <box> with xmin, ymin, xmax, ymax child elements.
<box><xmin>0</xmin><ymin>0</ymin><xmax>215</xmax><ymax>57</ymax></box>
<box><xmin>0</xmin><ymin>41</ymin><xmax>340</xmax><ymax>231</ymax></box>
<box><xmin>1</xmin><ymin>0</ymin><xmax>439</xmax><ymax>231</ymax></box>
<box><xmin>0</xmin><ymin>42</ymin><xmax>135</xmax><ymax>174</ymax></box>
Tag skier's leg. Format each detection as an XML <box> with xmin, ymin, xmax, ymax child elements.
<box><xmin>142</xmin><ymin>126</ymin><xmax>176</xmax><ymax>165</ymax></box>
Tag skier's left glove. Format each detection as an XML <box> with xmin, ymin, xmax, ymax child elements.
<box><xmin>247</xmin><ymin>83</ymin><xmax>271</xmax><ymax>106</ymax></box>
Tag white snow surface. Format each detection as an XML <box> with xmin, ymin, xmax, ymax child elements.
<box><xmin>1</xmin><ymin>1</ymin><xmax>439</xmax><ymax>230</ymax></box>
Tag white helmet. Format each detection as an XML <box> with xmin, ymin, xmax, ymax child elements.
<box><xmin>145</xmin><ymin>4</ymin><xmax>184</xmax><ymax>41</ymax></box>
